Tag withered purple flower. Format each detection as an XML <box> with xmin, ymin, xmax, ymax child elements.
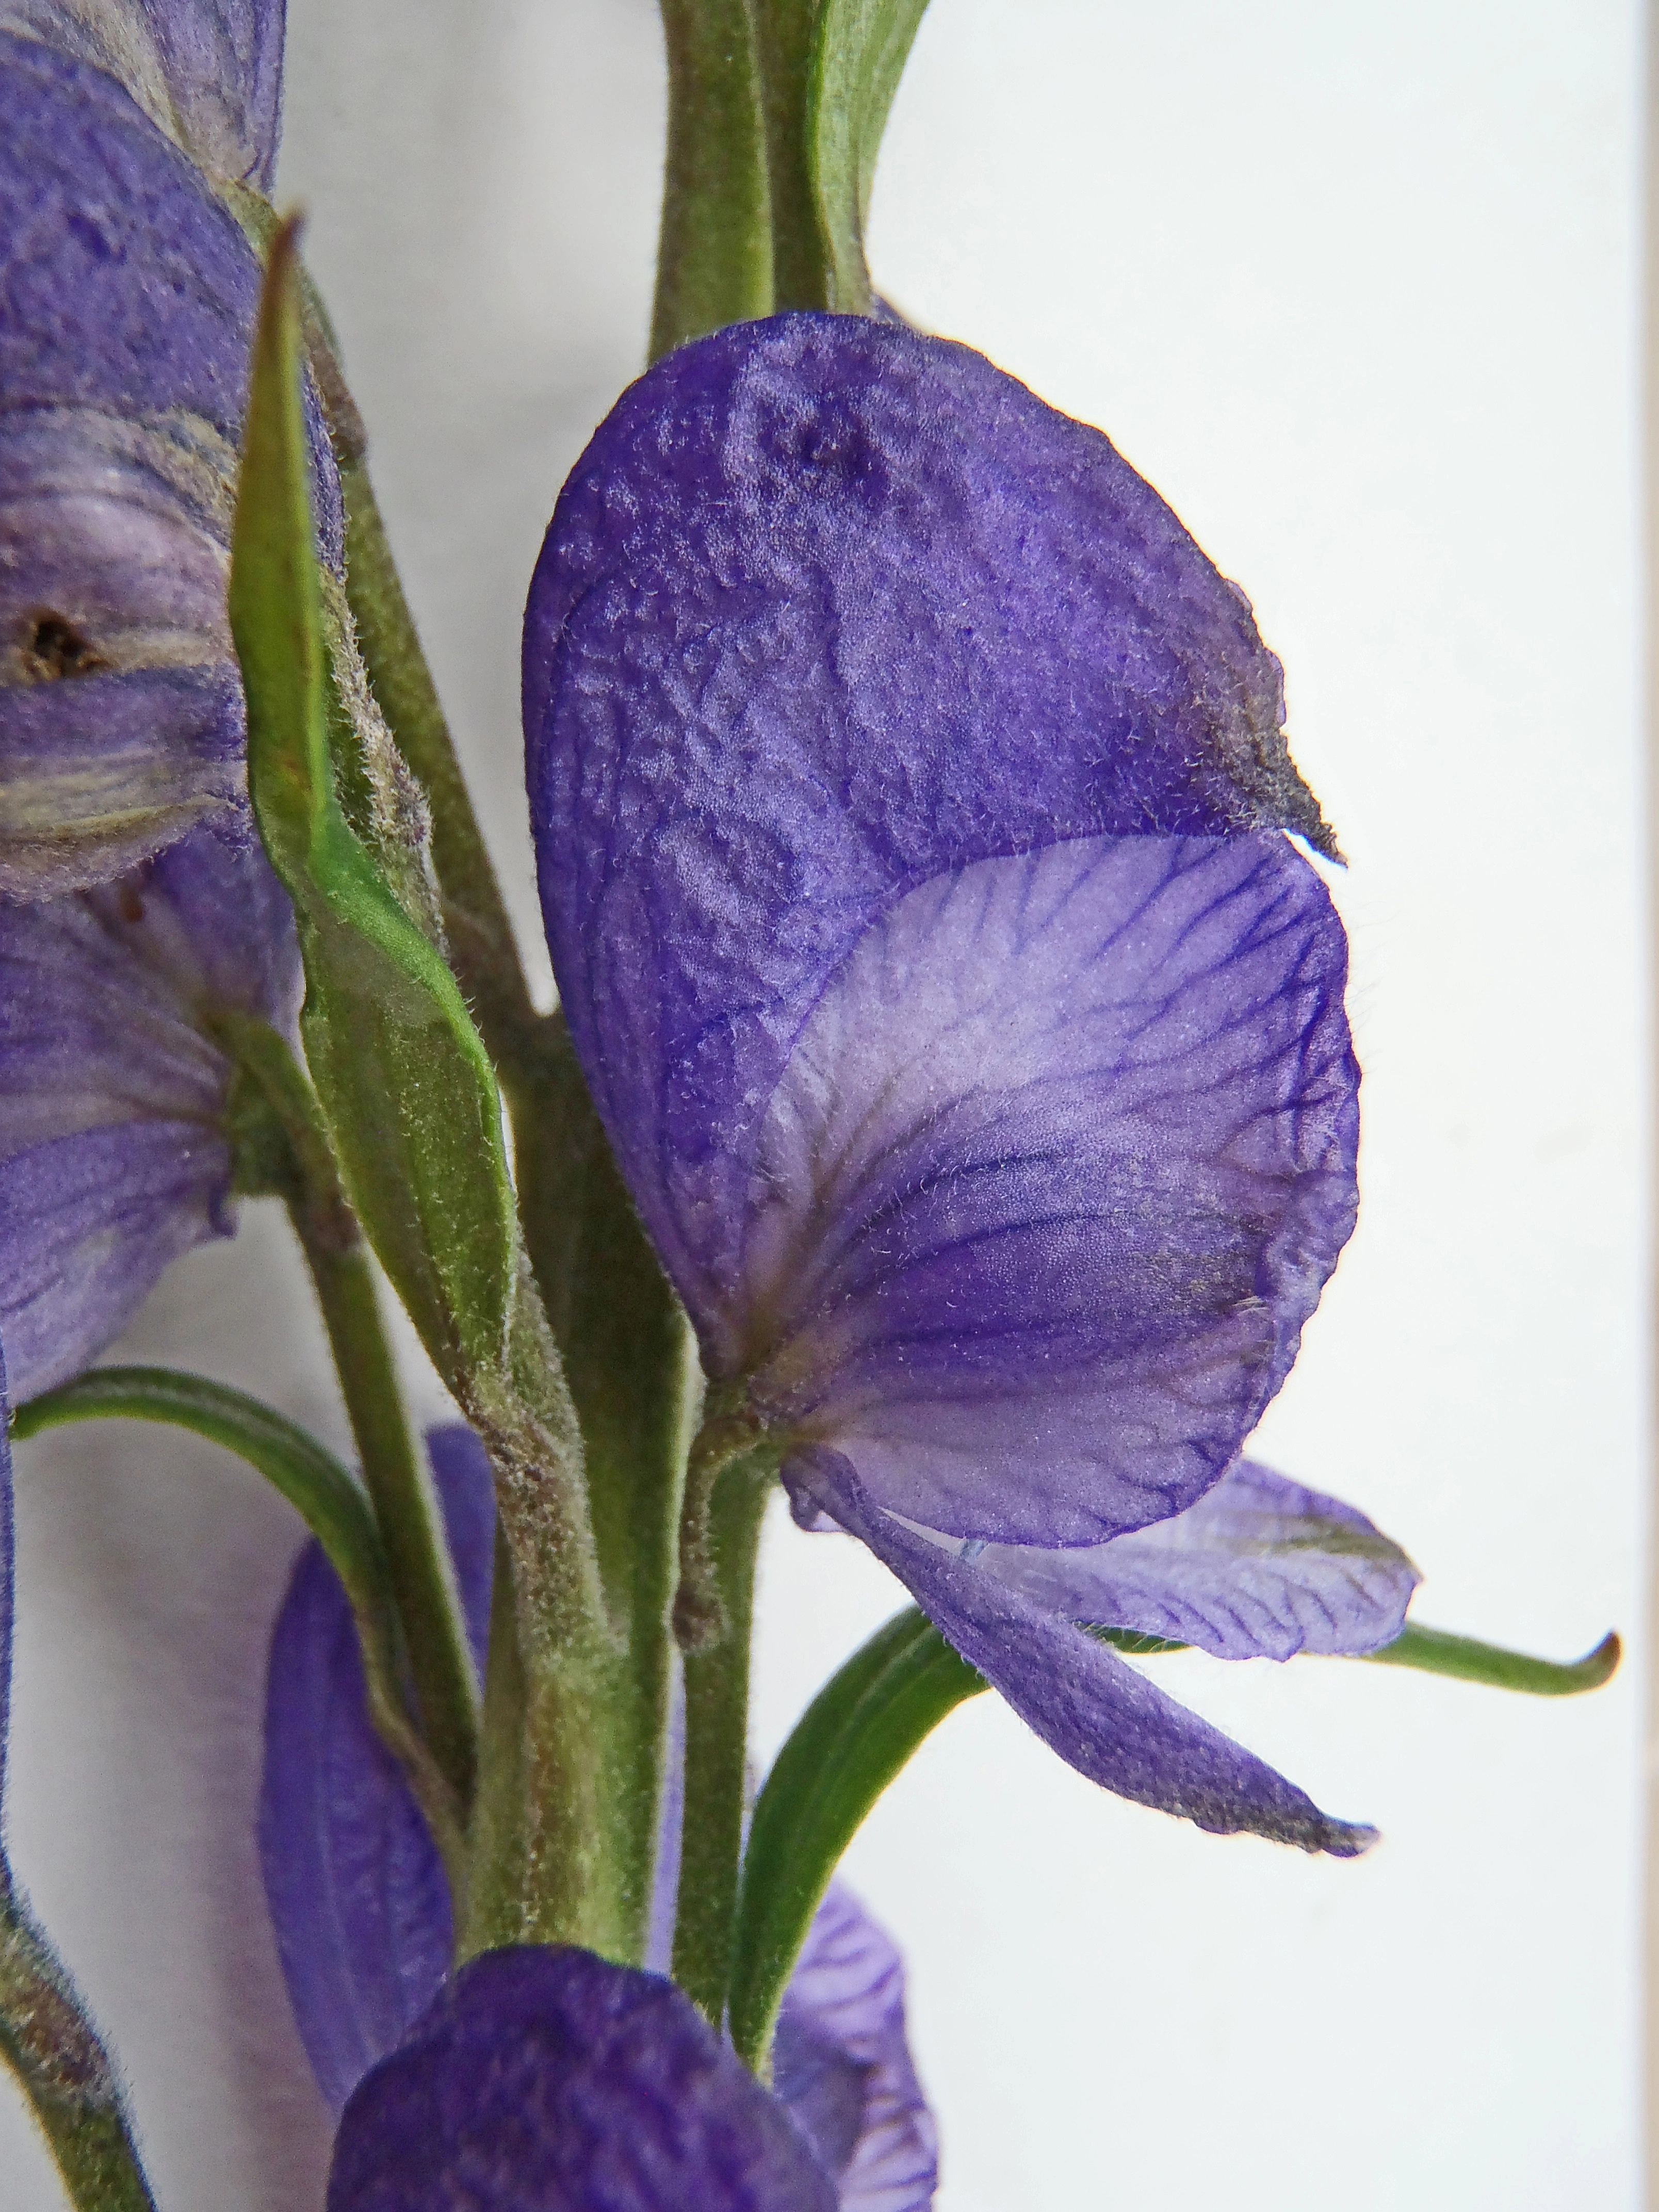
<box><xmin>523</xmin><ymin>314</ymin><xmax>1407</xmax><ymax>1854</ymax></box>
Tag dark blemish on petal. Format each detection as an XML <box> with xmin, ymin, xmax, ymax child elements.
<box><xmin>20</xmin><ymin>613</ymin><xmax>110</xmax><ymax>682</ymax></box>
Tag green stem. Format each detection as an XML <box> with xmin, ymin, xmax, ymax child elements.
<box><xmin>520</xmin><ymin>1042</ymin><xmax>694</xmax><ymax>1963</ymax></box>
<box><xmin>672</xmin><ymin>1463</ymin><xmax>772</xmax><ymax>2024</ymax></box>
<box><xmin>458</xmin><ymin>1514</ymin><xmax>622</xmax><ymax>1962</ymax></box>
<box><xmin>750</xmin><ymin>0</ymin><xmax>833</xmax><ymax>311</ymax></box>
<box><xmin>673</xmin><ymin>1400</ymin><xmax>767</xmax><ymax>1653</ymax></box>
<box><xmin>1358</xmin><ymin>1620</ymin><xmax>1621</xmax><ymax>1695</ymax></box>
<box><xmin>334</xmin><ymin>455</ymin><xmax>550</xmax><ymax>1083</ymax></box>
<box><xmin>300</xmin><ymin>1225</ymin><xmax>480</xmax><ymax>1809</ymax></box>
<box><xmin>456</xmin><ymin>1295</ymin><xmax>626</xmax><ymax>1960</ymax></box>
<box><xmin>0</xmin><ymin>1894</ymin><xmax>156</xmax><ymax>2212</ymax></box>
<box><xmin>223</xmin><ymin>1016</ymin><xmax>480</xmax><ymax>1812</ymax></box>
<box><xmin>652</xmin><ymin>0</ymin><xmax>775</xmax><ymax>359</ymax></box>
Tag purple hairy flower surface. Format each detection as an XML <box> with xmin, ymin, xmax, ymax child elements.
<box><xmin>0</xmin><ymin>0</ymin><xmax>286</xmax><ymax>187</ymax></box>
<box><xmin>522</xmin><ymin>314</ymin><xmax>1397</xmax><ymax>1852</ymax></box>
<box><xmin>329</xmin><ymin>1945</ymin><xmax>837</xmax><ymax>2212</ymax></box>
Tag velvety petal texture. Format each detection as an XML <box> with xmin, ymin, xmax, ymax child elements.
<box><xmin>259</xmin><ymin>1426</ymin><xmax>495</xmax><ymax>2117</ymax></box>
<box><xmin>791</xmin><ymin>1451</ymin><xmax>1376</xmax><ymax>1859</ymax></box>
<box><xmin>329</xmin><ymin>1946</ymin><xmax>837</xmax><ymax>2212</ymax></box>
<box><xmin>773</xmin><ymin>1886</ymin><xmax>936</xmax><ymax>2212</ymax></box>
<box><xmin>0</xmin><ymin>1348</ymin><xmax>14</xmax><ymax>1812</ymax></box>
<box><xmin>527</xmin><ymin>317</ymin><xmax>1339</xmax><ymax>1335</ymax></box>
<box><xmin>0</xmin><ymin>409</ymin><xmax>244</xmax><ymax>894</ymax></box>
<box><xmin>0</xmin><ymin>31</ymin><xmax>338</xmax><ymax>894</ymax></box>
<box><xmin>738</xmin><ymin>830</ymin><xmax>1356</xmax><ymax>1544</ymax></box>
<box><xmin>0</xmin><ymin>0</ymin><xmax>284</xmax><ymax>187</ymax></box>
<box><xmin>524</xmin><ymin>316</ymin><xmax>1358</xmax><ymax>1553</ymax></box>
<box><xmin>930</xmin><ymin>1456</ymin><xmax>1418</xmax><ymax>1664</ymax></box>
<box><xmin>0</xmin><ymin>822</ymin><xmax>298</xmax><ymax>1399</ymax></box>
<box><xmin>0</xmin><ymin>34</ymin><xmax>262</xmax><ymax>429</ymax></box>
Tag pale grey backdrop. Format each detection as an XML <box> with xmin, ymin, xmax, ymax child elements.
<box><xmin>0</xmin><ymin>4</ymin><xmax>1645</xmax><ymax>2206</ymax></box>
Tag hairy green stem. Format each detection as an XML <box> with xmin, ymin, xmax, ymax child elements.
<box><xmin>301</xmin><ymin>1227</ymin><xmax>480</xmax><ymax>1810</ymax></box>
<box><xmin>673</xmin><ymin>1400</ymin><xmax>768</xmax><ymax>1654</ymax></box>
<box><xmin>672</xmin><ymin>1463</ymin><xmax>772</xmax><ymax>2024</ymax></box>
<box><xmin>223</xmin><ymin>1016</ymin><xmax>479</xmax><ymax>1812</ymax></box>
<box><xmin>334</xmin><ymin>458</ymin><xmax>550</xmax><ymax>1077</ymax></box>
<box><xmin>459</xmin><ymin>1518</ymin><xmax>629</xmax><ymax>1963</ymax></box>
<box><xmin>0</xmin><ymin>1893</ymin><xmax>156</xmax><ymax>2212</ymax></box>
<box><xmin>518</xmin><ymin>1040</ymin><xmax>695</xmax><ymax>1961</ymax></box>
<box><xmin>652</xmin><ymin>0</ymin><xmax>775</xmax><ymax>359</ymax></box>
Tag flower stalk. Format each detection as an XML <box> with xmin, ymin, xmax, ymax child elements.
<box><xmin>224</xmin><ymin>1012</ymin><xmax>480</xmax><ymax>1813</ymax></box>
<box><xmin>672</xmin><ymin>1456</ymin><xmax>775</xmax><ymax>2026</ymax></box>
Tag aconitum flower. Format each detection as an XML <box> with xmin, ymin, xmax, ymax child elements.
<box><xmin>524</xmin><ymin>314</ymin><xmax>1408</xmax><ymax>1852</ymax></box>
<box><xmin>0</xmin><ymin>28</ymin><xmax>335</xmax><ymax>898</ymax></box>
<box><xmin>0</xmin><ymin>822</ymin><xmax>298</xmax><ymax>1398</ymax></box>
<box><xmin>261</xmin><ymin>1428</ymin><xmax>938</xmax><ymax>2210</ymax></box>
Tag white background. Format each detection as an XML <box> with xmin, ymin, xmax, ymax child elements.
<box><xmin>0</xmin><ymin>3</ymin><xmax>1646</xmax><ymax>2206</ymax></box>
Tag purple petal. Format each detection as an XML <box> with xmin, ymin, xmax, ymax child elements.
<box><xmin>0</xmin><ymin>1120</ymin><xmax>231</xmax><ymax>1401</ymax></box>
<box><xmin>0</xmin><ymin>409</ymin><xmax>246</xmax><ymax>894</ymax></box>
<box><xmin>941</xmin><ymin>1457</ymin><xmax>1419</xmax><ymax>1662</ymax></box>
<box><xmin>741</xmin><ymin>832</ymin><xmax>1356</xmax><ymax>1543</ymax></box>
<box><xmin>774</xmin><ymin>1885</ymin><xmax>936</xmax><ymax>2212</ymax></box>
<box><xmin>1</xmin><ymin>34</ymin><xmax>259</xmax><ymax>431</ymax></box>
<box><xmin>259</xmin><ymin>1522</ymin><xmax>452</xmax><ymax>2117</ymax></box>
<box><xmin>0</xmin><ymin>34</ymin><xmax>340</xmax><ymax>560</ymax></box>
<box><xmin>527</xmin><ymin>315</ymin><xmax>1332</xmax><ymax>1344</ymax></box>
<box><xmin>0</xmin><ymin>823</ymin><xmax>298</xmax><ymax>1399</ymax></box>
<box><xmin>525</xmin><ymin>319</ymin><xmax>1355</xmax><ymax>1550</ymax></box>
<box><xmin>260</xmin><ymin>1426</ymin><xmax>493</xmax><ymax>2116</ymax></box>
<box><xmin>643</xmin><ymin>1653</ymin><xmax>685</xmax><ymax>1977</ymax></box>
<box><xmin>0</xmin><ymin>0</ymin><xmax>285</xmax><ymax>186</ymax></box>
<box><xmin>0</xmin><ymin>1346</ymin><xmax>16</xmax><ymax>1811</ymax></box>
<box><xmin>793</xmin><ymin>1450</ymin><xmax>1376</xmax><ymax>1859</ymax></box>
<box><xmin>420</xmin><ymin>1424</ymin><xmax>496</xmax><ymax>1682</ymax></box>
<box><xmin>328</xmin><ymin>1945</ymin><xmax>836</xmax><ymax>2212</ymax></box>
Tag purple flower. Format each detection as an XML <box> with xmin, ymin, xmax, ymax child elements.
<box><xmin>0</xmin><ymin>821</ymin><xmax>298</xmax><ymax>1400</ymax></box>
<box><xmin>329</xmin><ymin>1945</ymin><xmax>836</xmax><ymax>2212</ymax></box>
<box><xmin>772</xmin><ymin>1885</ymin><xmax>936</xmax><ymax>2212</ymax></box>
<box><xmin>0</xmin><ymin>29</ymin><xmax>336</xmax><ymax>898</ymax></box>
<box><xmin>259</xmin><ymin>1427</ymin><xmax>493</xmax><ymax>2116</ymax></box>
<box><xmin>261</xmin><ymin>1428</ymin><xmax>938</xmax><ymax>2210</ymax></box>
<box><xmin>522</xmin><ymin>314</ymin><xmax>1402</xmax><ymax>1852</ymax></box>
<box><xmin>1</xmin><ymin>0</ymin><xmax>285</xmax><ymax>188</ymax></box>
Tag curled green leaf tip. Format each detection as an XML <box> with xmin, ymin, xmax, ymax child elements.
<box><xmin>1359</xmin><ymin>1620</ymin><xmax>1620</xmax><ymax>1696</ymax></box>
